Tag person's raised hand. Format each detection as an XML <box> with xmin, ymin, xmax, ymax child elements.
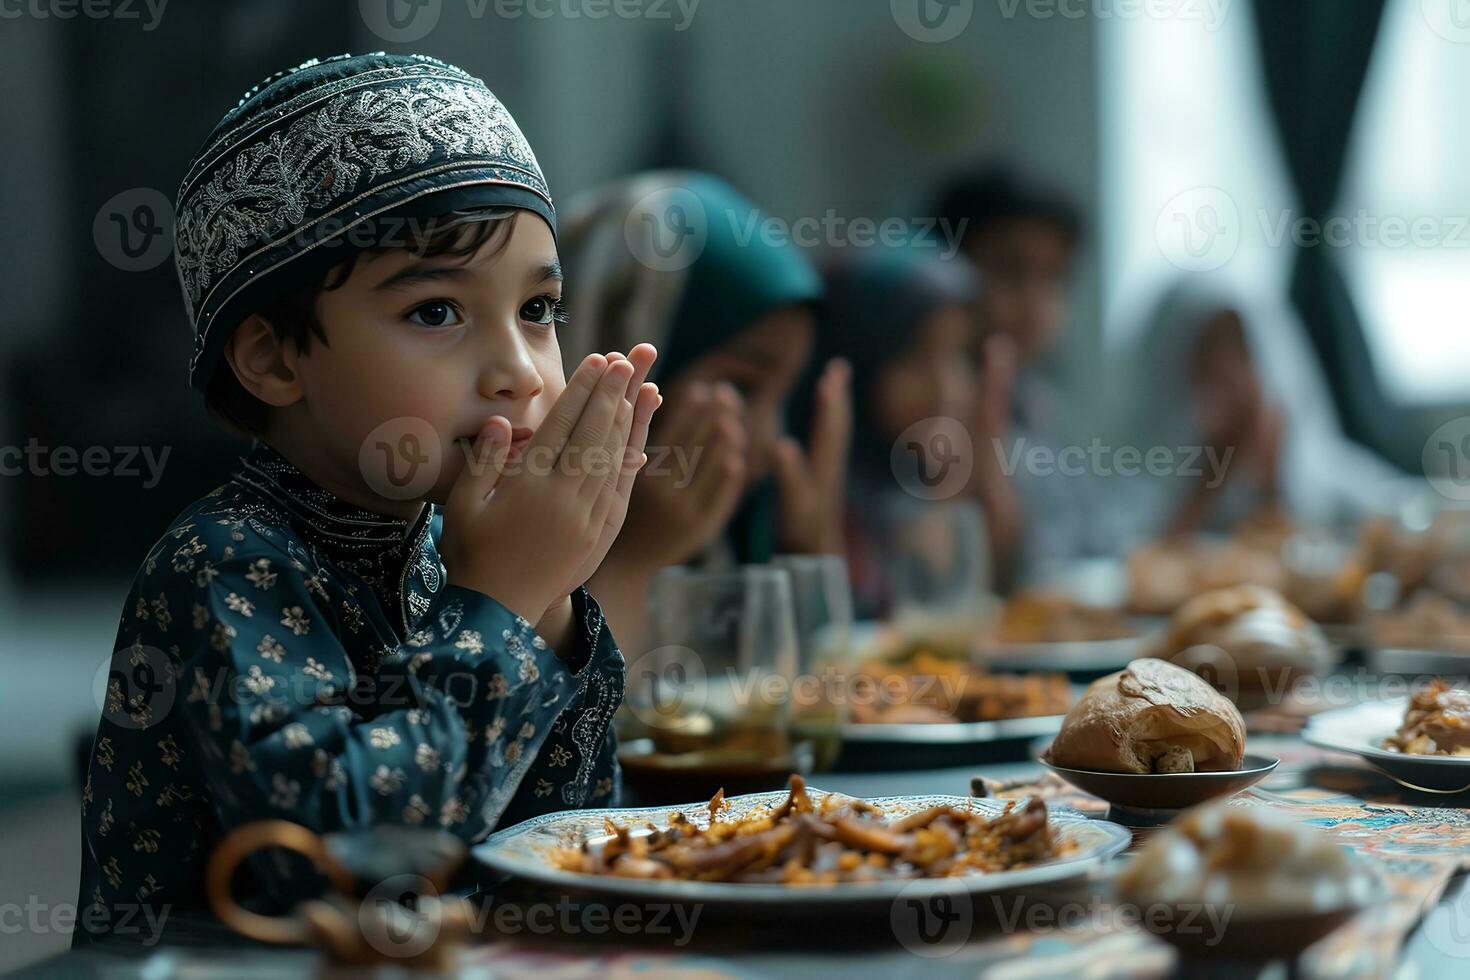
<box><xmin>774</xmin><ymin>358</ymin><xmax>852</xmax><ymax>555</ymax></box>
<box><xmin>612</xmin><ymin>377</ymin><xmax>749</xmax><ymax>571</ymax></box>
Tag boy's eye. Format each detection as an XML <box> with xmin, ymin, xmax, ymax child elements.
<box><xmin>521</xmin><ymin>295</ymin><xmax>566</xmax><ymax>327</ymax></box>
<box><xmin>407</xmin><ymin>301</ymin><xmax>462</xmax><ymax>328</ymax></box>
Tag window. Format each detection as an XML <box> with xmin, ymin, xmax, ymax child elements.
<box><xmin>1339</xmin><ymin>0</ymin><xmax>1470</xmax><ymax>406</ymax></box>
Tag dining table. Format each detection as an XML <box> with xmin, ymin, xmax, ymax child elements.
<box><xmin>13</xmin><ymin>731</ymin><xmax>1470</xmax><ymax>979</ymax></box>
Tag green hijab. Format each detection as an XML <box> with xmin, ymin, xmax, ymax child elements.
<box><xmin>561</xmin><ymin>171</ymin><xmax>823</xmax><ymax>562</ymax></box>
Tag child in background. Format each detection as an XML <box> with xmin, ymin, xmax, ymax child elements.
<box><xmin>76</xmin><ymin>53</ymin><xmax>660</xmax><ymax>944</ymax></box>
<box><xmin>1130</xmin><ymin>279</ymin><xmax>1404</xmax><ymax>537</ymax></box>
<box><xmin>794</xmin><ymin>245</ymin><xmax>985</xmax><ymax>619</ymax></box>
<box><xmin>559</xmin><ymin>172</ymin><xmax>851</xmax><ymax>656</ymax></box>
<box><xmin>930</xmin><ymin>164</ymin><xmax>1084</xmax><ymax>589</ymax></box>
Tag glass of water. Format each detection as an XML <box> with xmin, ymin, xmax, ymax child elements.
<box><xmin>773</xmin><ymin>554</ymin><xmax>855</xmax><ymax>769</ymax></box>
<box><xmin>629</xmin><ymin>566</ymin><xmax>800</xmax><ymax>767</ymax></box>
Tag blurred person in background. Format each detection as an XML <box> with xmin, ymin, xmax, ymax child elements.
<box><xmin>794</xmin><ymin>244</ymin><xmax>984</xmax><ymax>619</ymax></box>
<box><xmin>560</xmin><ymin>172</ymin><xmax>851</xmax><ymax>655</ymax></box>
<box><xmin>1130</xmin><ymin>278</ymin><xmax>1407</xmax><ymax>539</ymax></box>
<box><xmin>931</xmin><ymin>164</ymin><xmax>1085</xmax><ymax>588</ymax></box>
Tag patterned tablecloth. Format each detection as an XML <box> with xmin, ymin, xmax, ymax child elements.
<box><xmin>449</xmin><ymin>735</ymin><xmax>1470</xmax><ymax>980</ymax></box>
<box><xmin>21</xmin><ymin>736</ymin><xmax>1470</xmax><ymax>979</ymax></box>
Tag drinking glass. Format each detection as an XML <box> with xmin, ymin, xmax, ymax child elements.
<box><xmin>774</xmin><ymin>554</ymin><xmax>855</xmax><ymax>769</ymax></box>
<box><xmin>628</xmin><ymin>566</ymin><xmax>799</xmax><ymax>766</ymax></box>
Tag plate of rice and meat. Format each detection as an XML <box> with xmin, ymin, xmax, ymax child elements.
<box><xmin>473</xmin><ymin>775</ymin><xmax>1130</xmax><ymax>909</ymax></box>
<box><xmin>1303</xmin><ymin>680</ymin><xmax>1470</xmax><ymax>793</ymax></box>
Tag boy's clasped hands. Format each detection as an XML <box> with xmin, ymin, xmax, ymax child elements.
<box><xmin>440</xmin><ymin>344</ymin><xmax>661</xmax><ymax>629</ymax></box>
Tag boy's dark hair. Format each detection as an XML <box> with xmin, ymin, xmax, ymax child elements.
<box><xmin>931</xmin><ymin>164</ymin><xmax>1083</xmax><ymax>255</ymax></box>
<box><xmin>206</xmin><ymin>207</ymin><xmax>519</xmax><ymax>437</ymax></box>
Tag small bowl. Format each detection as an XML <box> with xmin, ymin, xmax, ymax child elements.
<box><xmin>1125</xmin><ymin>861</ymin><xmax>1387</xmax><ymax>961</ymax></box>
<box><xmin>1038</xmin><ymin>753</ymin><xmax>1279</xmax><ymax>816</ymax></box>
<box><xmin>1140</xmin><ymin>900</ymin><xmax>1366</xmax><ymax>961</ymax></box>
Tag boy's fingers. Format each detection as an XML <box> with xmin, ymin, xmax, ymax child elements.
<box><xmin>530</xmin><ymin>354</ymin><xmax>608</xmax><ymax>460</ymax></box>
<box><xmin>622</xmin><ymin>344</ymin><xmax>658</xmax><ymax>401</ymax></box>
<box><xmin>564</xmin><ymin>359</ymin><xmax>635</xmax><ymax>468</ymax></box>
<box><xmin>583</xmin><ymin>395</ymin><xmax>634</xmax><ymax>503</ymax></box>
<box><xmin>445</xmin><ymin>416</ymin><xmax>512</xmax><ymax>517</ymax></box>
<box><xmin>615</xmin><ymin>385</ymin><xmax>661</xmax><ymax>499</ymax></box>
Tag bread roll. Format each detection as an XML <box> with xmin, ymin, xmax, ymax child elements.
<box><xmin>1158</xmin><ymin>585</ymin><xmax>1332</xmax><ymax>706</ymax></box>
<box><xmin>1046</xmin><ymin>658</ymin><xmax>1245</xmax><ymax>773</ymax></box>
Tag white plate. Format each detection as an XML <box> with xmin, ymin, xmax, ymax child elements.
<box><xmin>839</xmin><ymin>713</ymin><xmax>1064</xmax><ymax>745</ymax></box>
<box><xmin>1364</xmin><ymin>646</ymin><xmax>1470</xmax><ymax>678</ymax></box>
<box><xmin>473</xmin><ymin>788</ymin><xmax>1131</xmax><ymax>909</ymax></box>
<box><xmin>1303</xmin><ymin>699</ymin><xmax>1470</xmax><ymax>793</ymax></box>
<box><xmin>850</xmin><ymin>620</ymin><xmax>1151</xmax><ymax>675</ymax></box>
<box><xmin>979</xmin><ymin>634</ymin><xmax>1151</xmax><ymax>673</ymax></box>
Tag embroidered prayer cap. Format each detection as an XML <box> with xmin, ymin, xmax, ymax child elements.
<box><xmin>174</xmin><ymin>52</ymin><xmax>555</xmax><ymax>395</ymax></box>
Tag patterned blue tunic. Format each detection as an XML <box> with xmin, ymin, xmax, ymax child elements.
<box><xmin>73</xmin><ymin>441</ymin><xmax>624</xmax><ymax>944</ymax></box>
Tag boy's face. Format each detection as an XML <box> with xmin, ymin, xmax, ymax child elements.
<box><xmin>292</xmin><ymin>212</ymin><xmax>566</xmax><ymax>509</ymax></box>
<box><xmin>964</xmin><ymin>217</ymin><xmax>1075</xmax><ymax>362</ymax></box>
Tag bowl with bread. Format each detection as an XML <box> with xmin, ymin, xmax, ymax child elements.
<box><xmin>1040</xmin><ymin>658</ymin><xmax>1278</xmax><ymax>816</ymax></box>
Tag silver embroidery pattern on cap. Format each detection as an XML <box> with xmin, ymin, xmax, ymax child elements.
<box><xmin>176</xmin><ymin>67</ymin><xmax>549</xmax><ymax>368</ymax></box>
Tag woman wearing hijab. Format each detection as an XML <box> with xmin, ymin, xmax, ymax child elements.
<box><xmin>560</xmin><ymin>172</ymin><xmax>852</xmax><ymax>653</ymax></box>
<box><xmin>1128</xmin><ymin>278</ymin><xmax>1407</xmax><ymax>537</ymax></box>
<box><xmin>795</xmin><ymin>244</ymin><xmax>990</xmax><ymax>618</ymax></box>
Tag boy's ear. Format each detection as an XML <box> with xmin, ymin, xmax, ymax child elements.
<box><xmin>224</xmin><ymin>314</ymin><xmax>304</xmax><ymax>408</ymax></box>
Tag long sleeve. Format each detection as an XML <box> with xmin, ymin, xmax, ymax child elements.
<box><xmin>171</xmin><ymin>539</ymin><xmax>617</xmax><ymax>905</ymax></box>
<box><xmin>78</xmin><ymin>449</ymin><xmax>630</xmax><ymax>938</ymax></box>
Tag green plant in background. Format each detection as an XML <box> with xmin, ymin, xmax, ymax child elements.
<box><xmin>877</xmin><ymin>50</ymin><xmax>987</xmax><ymax>151</ymax></box>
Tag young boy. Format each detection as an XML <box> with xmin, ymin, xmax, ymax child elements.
<box><xmin>931</xmin><ymin>164</ymin><xmax>1083</xmax><ymax>588</ymax></box>
<box><xmin>74</xmin><ymin>52</ymin><xmax>660</xmax><ymax>945</ymax></box>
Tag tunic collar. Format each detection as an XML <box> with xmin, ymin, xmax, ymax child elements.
<box><xmin>230</xmin><ymin>440</ymin><xmax>439</xmax><ymax>634</ymax></box>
